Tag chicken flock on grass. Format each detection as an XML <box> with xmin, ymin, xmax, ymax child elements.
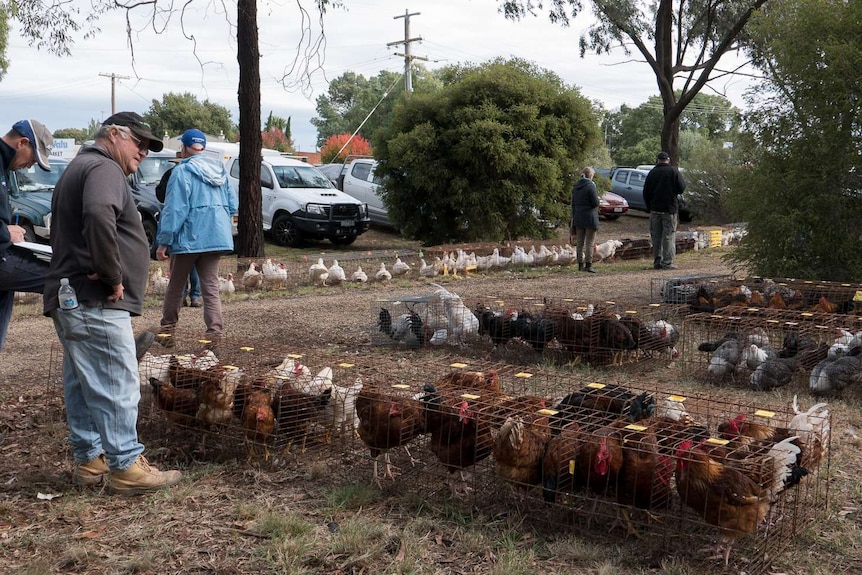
<box><xmin>354</xmin><ymin>371</ymin><xmax>828</xmax><ymax>566</ymax></box>
<box><xmin>141</xmin><ymin>351</ymin><xmax>362</xmax><ymax>460</ymax></box>
<box><xmin>698</xmin><ymin>326</ymin><xmax>862</xmax><ymax>395</ymax></box>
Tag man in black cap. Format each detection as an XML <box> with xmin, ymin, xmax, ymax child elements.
<box><xmin>644</xmin><ymin>151</ymin><xmax>686</xmax><ymax>270</ymax></box>
<box><xmin>43</xmin><ymin>112</ymin><xmax>183</xmax><ymax>495</ymax></box>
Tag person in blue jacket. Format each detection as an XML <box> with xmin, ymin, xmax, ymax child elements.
<box><xmin>155</xmin><ymin>129</ymin><xmax>237</xmax><ymax>341</ymax></box>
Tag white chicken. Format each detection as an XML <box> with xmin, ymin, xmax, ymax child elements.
<box><xmin>218</xmin><ymin>273</ymin><xmax>236</xmax><ymax>294</ymax></box>
<box><xmin>533</xmin><ymin>244</ymin><xmax>553</xmax><ymax>265</ymax></box>
<box><xmin>488</xmin><ymin>248</ymin><xmax>511</xmax><ymax>269</ymax></box>
<box><xmin>419</xmin><ymin>258</ymin><xmax>437</xmax><ymax>277</ymax></box>
<box><xmin>309</xmin><ymin>258</ymin><xmax>329</xmax><ymax>286</ymax></box>
<box><xmin>150</xmin><ymin>267</ymin><xmax>170</xmax><ymax>295</ymax></box>
<box><xmin>430</xmin><ymin>283</ymin><xmax>480</xmax><ymax>344</ymax></box>
<box><xmin>271</xmin><ymin>357</ymin><xmax>311</xmax><ymax>381</ymax></box>
<box><xmin>351</xmin><ymin>265</ymin><xmax>368</xmax><ymax>283</ymax></box>
<box><xmin>327</xmin><ymin>260</ymin><xmax>346</xmax><ymax>284</ymax></box>
<box><xmin>375</xmin><ymin>262</ymin><xmax>392</xmax><ymax>282</ymax></box>
<box><xmin>738</xmin><ymin>343</ymin><xmax>777</xmax><ymax>372</ymax></box>
<box><xmin>391</xmin><ymin>256</ymin><xmax>411</xmax><ymax>277</ymax></box>
<box><xmin>593</xmin><ymin>239</ymin><xmax>624</xmax><ymax>262</ymax></box>
<box><xmin>262</xmin><ymin>259</ymin><xmax>288</xmax><ymax>289</ymax></box>
<box><xmin>242</xmin><ymin>262</ymin><xmax>263</xmax><ymax>290</ymax></box>
<box><xmin>746</xmin><ymin>327</ymin><xmax>770</xmax><ymax>348</ymax></box>
<box><xmin>325</xmin><ymin>376</ymin><xmax>364</xmax><ymax>439</ymax></box>
<box><xmin>295</xmin><ymin>366</ymin><xmax>334</xmax><ymax>396</ymax></box>
<box><xmin>511</xmin><ymin>246</ymin><xmax>534</xmax><ymax>266</ymax></box>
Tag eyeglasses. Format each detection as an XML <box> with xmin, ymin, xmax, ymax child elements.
<box><xmin>120</xmin><ymin>128</ymin><xmax>149</xmax><ymax>152</ymax></box>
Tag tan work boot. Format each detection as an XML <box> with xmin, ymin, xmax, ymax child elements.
<box><xmin>108</xmin><ymin>456</ymin><xmax>182</xmax><ymax>496</ymax></box>
<box><xmin>72</xmin><ymin>454</ymin><xmax>109</xmax><ymax>486</ymax></box>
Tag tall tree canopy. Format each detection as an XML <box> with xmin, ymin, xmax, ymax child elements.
<box><xmin>311</xmin><ymin>67</ymin><xmax>440</xmax><ymax>148</ymax></box>
<box><xmin>144</xmin><ymin>92</ymin><xmax>234</xmax><ymax>142</ymax></box>
<box><xmin>500</xmin><ymin>0</ymin><xmax>767</xmax><ymax>164</ymax></box>
<box><xmin>726</xmin><ymin>0</ymin><xmax>862</xmax><ymax>281</ymax></box>
<box><xmin>375</xmin><ymin>58</ymin><xmax>599</xmax><ymax>245</ymax></box>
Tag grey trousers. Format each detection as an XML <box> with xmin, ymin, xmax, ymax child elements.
<box><xmin>650</xmin><ymin>212</ymin><xmax>678</xmax><ymax>267</ymax></box>
<box><xmin>160</xmin><ymin>252</ymin><xmax>224</xmax><ymax>335</ymax></box>
<box><xmin>575</xmin><ymin>227</ymin><xmax>597</xmax><ymax>265</ymax></box>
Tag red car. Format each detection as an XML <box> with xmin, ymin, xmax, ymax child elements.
<box><xmin>599</xmin><ymin>191</ymin><xmax>629</xmax><ymax>220</ymax></box>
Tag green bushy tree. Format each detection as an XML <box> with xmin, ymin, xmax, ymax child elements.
<box><xmin>726</xmin><ymin>0</ymin><xmax>862</xmax><ymax>281</ymax></box>
<box><xmin>374</xmin><ymin>58</ymin><xmax>600</xmax><ymax>245</ymax></box>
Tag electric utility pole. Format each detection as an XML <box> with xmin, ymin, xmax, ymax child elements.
<box><xmin>98</xmin><ymin>72</ymin><xmax>131</xmax><ymax>115</ymax></box>
<box><xmin>387</xmin><ymin>10</ymin><xmax>427</xmax><ymax>93</ymax></box>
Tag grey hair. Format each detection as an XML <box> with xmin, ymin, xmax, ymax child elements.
<box><xmin>581</xmin><ymin>167</ymin><xmax>595</xmax><ymax>179</ymax></box>
<box><xmin>94</xmin><ymin>124</ymin><xmax>131</xmax><ymax>140</ymax></box>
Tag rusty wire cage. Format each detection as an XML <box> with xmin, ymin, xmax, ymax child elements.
<box><xmin>650</xmin><ymin>273</ymin><xmax>736</xmax><ymax>305</ymax></box>
<box><xmin>137</xmin><ymin>332</ymin><xmax>363</xmax><ymax>465</ymax></box>
<box><xmin>338</xmin><ymin>356</ymin><xmax>829</xmax><ymax>574</ymax></box>
<box><xmin>682</xmin><ymin>309</ymin><xmax>862</xmax><ymax>392</ymax></box>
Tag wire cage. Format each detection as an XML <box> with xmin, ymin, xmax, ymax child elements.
<box><xmin>137</xmin><ymin>333</ymin><xmax>363</xmax><ymax>464</ymax></box>
<box><xmin>650</xmin><ymin>273</ymin><xmax>737</xmax><ymax>306</ymax></box>
<box><xmin>681</xmin><ymin>309</ymin><xmax>862</xmax><ymax>393</ymax></box>
<box><xmin>339</xmin><ymin>355</ymin><xmax>830</xmax><ymax>574</ymax></box>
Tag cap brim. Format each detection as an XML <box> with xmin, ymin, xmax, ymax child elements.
<box><xmin>130</xmin><ymin>126</ymin><xmax>164</xmax><ymax>152</ymax></box>
<box><xmin>35</xmin><ymin>145</ymin><xmax>51</xmax><ymax>171</ymax></box>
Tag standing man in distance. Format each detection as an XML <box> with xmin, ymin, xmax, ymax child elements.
<box><xmin>644</xmin><ymin>151</ymin><xmax>686</xmax><ymax>270</ymax></box>
<box><xmin>571</xmin><ymin>166</ymin><xmax>600</xmax><ymax>273</ymax></box>
<box><xmin>0</xmin><ymin>120</ymin><xmax>53</xmax><ymax>353</ymax></box>
<box><xmin>155</xmin><ymin>129</ymin><xmax>237</xmax><ymax>344</ymax></box>
<box><xmin>44</xmin><ymin>112</ymin><xmax>183</xmax><ymax>495</ymax></box>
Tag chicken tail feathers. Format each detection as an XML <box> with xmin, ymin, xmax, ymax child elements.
<box><xmin>767</xmin><ymin>435</ymin><xmax>802</xmax><ymax>499</ymax></box>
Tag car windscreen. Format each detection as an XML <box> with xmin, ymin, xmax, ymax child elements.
<box><xmin>137</xmin><ymin>157</ymin><xmax>177</xmax><ymax>185</ymax></box>
<box><xmin>15</xmin><ymin>162</ymin><xmax>67</xmax><ymax>192</ymax></box>
<box><xmin>273</xmin><ymin>165</ymin><xmax>333</xmax><ymax>189</ymax></box>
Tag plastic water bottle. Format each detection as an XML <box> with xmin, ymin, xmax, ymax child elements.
<box><xmin>58</xmin><ymin>278</ymin><xmax>79</xmax><ymax>311</ymax></box>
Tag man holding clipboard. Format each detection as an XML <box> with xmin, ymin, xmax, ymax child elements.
<box><xmin>0</xmin><ymin>119</ymin><xmax>53</xmax><ymax>353</ymax></box>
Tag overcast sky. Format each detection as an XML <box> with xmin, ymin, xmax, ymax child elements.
<box><xmin>0</xmin><ymin>0</ymin><xmax>757</xmax><ymax>152</ymax></box>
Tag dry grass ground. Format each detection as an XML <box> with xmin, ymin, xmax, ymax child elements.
<box><xmin>1</xmin><ymin>216</ymin><xmax>860</xmax><ymax>575</ymax></box>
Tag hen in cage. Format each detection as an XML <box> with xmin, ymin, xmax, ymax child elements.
<box><xmin>356</xmin><ymin>383</ymin><xmax>425</xmax><ymax>486</ymax></box>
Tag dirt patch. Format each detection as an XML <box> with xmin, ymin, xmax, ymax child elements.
<box><xmin>1</xmin><ymin>236</ymin><xmax>857</xmax><ymax>575</ymax></box>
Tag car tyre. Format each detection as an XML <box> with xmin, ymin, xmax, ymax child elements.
<box><xmin>330</xmin><ymin>234</ymin><xmax>357</xmax><ymax>246</ymax></box>
<box><xmin>21</xmin><ymin>222</ymin><xmax>37</xmax><ymax>243</ymax></box>
<box><xmin>141</xmin><ymin>218</ymin><xmax>158</xmax><ymax>260</ymax></box>
<box><xmin>272</xmin><ymin>213</ymin><xmax>303</xmax><ymax>247</ymax></box>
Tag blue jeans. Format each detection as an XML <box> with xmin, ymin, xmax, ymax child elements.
<box><xmin>0</xmin><ymin>246</ymin><xmax>48</xmax><ymax>352</ymax></box>
<box><xmin>650</xmin><ymin>212</ymin><xmax>678</xmax><ymax>268</ymax></box>
<box><xmin>51</xmin><ymin>305</ymin><xmax>144</xmax><ymax>470</ymax></box>
<box><xmin>183</xmin><ymin>265</ymin><xmax>201</xmax><ymax>300</ymax></box>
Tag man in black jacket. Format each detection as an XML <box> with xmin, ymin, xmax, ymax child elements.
<box><xmin>0</xmin><ymin>119</ymin><xmax>53</xmax><ymax>353</ymax></box>
<box><xmin>643</xmin><ymin>151</ymin><xmax>686</xmax><ymax>270</ymax></box>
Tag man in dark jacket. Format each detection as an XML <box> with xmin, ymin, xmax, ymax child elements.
<box><xmin>643</xmin><ymin>151</ymin><xmax>686</xmax><ymax>270</ymax></box>
<box><xmin>44</xmin><ymin>111</ymin><xmax>182</xmax><ymax>496</ymax></box>
<box><xmin>571</xmin><ymin>167</ymin><xmax>600</xmax><ymax>273</ymax></box>
<box><xmin>0</xmin><ymin>120</ymin><xmax>52</xmax><ymax>353</ymax></box>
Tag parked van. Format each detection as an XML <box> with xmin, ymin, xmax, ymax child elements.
<box><xmin>220</xmin><ymin>145</ymin><xmax>370</xmax><ymax>246</ymax></box>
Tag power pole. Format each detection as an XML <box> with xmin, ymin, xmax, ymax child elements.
<box><xmin>98</xmin><ymin>72</ymin><xmax>131</xmax><ymax>115</ymax></box>
<box><xmin>387</xmin><ymin>10</ymin><xmax>427</xmax><ymax>93</ymax></box>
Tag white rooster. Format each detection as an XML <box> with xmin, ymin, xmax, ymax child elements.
<box><xmin>430</xmin><ymin>283</ymin><xmax>480</xmax><ymax>344</ymax></box>
<box><xmin>593</xmin><ymin>239</ymin><xmax>623</xmax><ymax>262</ymax></box>
<box><xmin>309</xmin><ymin>258</ymin><xmax>329</xmax><ymax>286</ymax></box>
<box><xmin>325</xmin><ymin>376</ymin><xmax>364</xmax><ymax>439</ymax></box>
<box><xmin>150</xmin><ymin>267</ymin><xmax>170</xmax><ymax>295</ymax></box>
<box><xmin>327</xmin><ymin>260</ymin><xmax>346</xmax><ymax>284</ymax></box>
<box><xmin>391</xmin><ymin>256</ymin><xmax>411</xmax><ymax>277</ymax></box>
<box><xmin>262</xmin><ymin>259</ymin><xmax>288</xmax><ymax>289</ymax></box>
<box><xmin>218</xmin><ymin>273</ymin><xmax>236</xmax><ymax>294</ymax></box>
<box><xmin>242</xmin><ymin>262</ymin><xmax>263</xmax><ymax>290</ymax></box>
<box><xmin>351</xmin><ymin>265</ymin><xmax>368</xmax><ymax>283</ymax></box>
<box><xmin>375</xmin><ymin>262</ymin><xmax>392</xmax><ymax>282</ymax></box>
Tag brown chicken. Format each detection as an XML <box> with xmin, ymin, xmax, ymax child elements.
<box><xmin>424</xmin><ymin>393</ymin><xmax>494</xmax><ymax>496</ymax></box>
<box><xmin>674</xmin><ymin>436</ymin><xmax>798</xmax><ymax>566</ymax></box>
<box><xmin>613</xmin><ymin>422</ymin><xmax>675</xmax><ymax>538</ymax></box>
<box><xmin>355</xmin><ymin>385</ymin><xmax>424</xmax><ymax>486</ymax></box>
<box><xmin>149</xmin><ymin>377</ymin><xmax>199</xmax><ymax>425</ymax></box>
<box><xmin>432</xmin><ymin>370</ymin><xmax>502</xmax><ymax>395</ymax></box>
<box><xmin>240</xmin><ymin>386</ymin><xmax>276</xmax><ymax>459</ymax></box>
<box><xmin>492</xmin><ymin>411</ymin><xmax>551</xmax><ymax>492</ymax></box>
<box><xmin>809</xmin><ymin>295</ymin><xmax>838</xmax><ymax>314</ymax></box>
<box><xmin>541</xmin><ymin>420</ymin><xmax>581</xmax><ymax>503</ymax></box>
<box><xmin>196</xmin><ymin>365</ymin><xmax>242</xmax><ymax>427</ymax></box>
<box><xmin>576</xmin><ymin>424</ymin><xmax>624</xmax><ymax>498</ymax></box>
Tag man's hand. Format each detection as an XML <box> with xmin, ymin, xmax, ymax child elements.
<box><xmin>7</xmin><ymin>224</ymin><xmax>27</xmax><ymax>244</ymax></box>
<box><xmin>86</xmin><ymin>273</ymin><xmax>124</xmax><ymax>302</ymax></box>
<box><xmin>156</xmin><ymin>246</ymin><xmax>169</xmax><ymax>261</ymax></box>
